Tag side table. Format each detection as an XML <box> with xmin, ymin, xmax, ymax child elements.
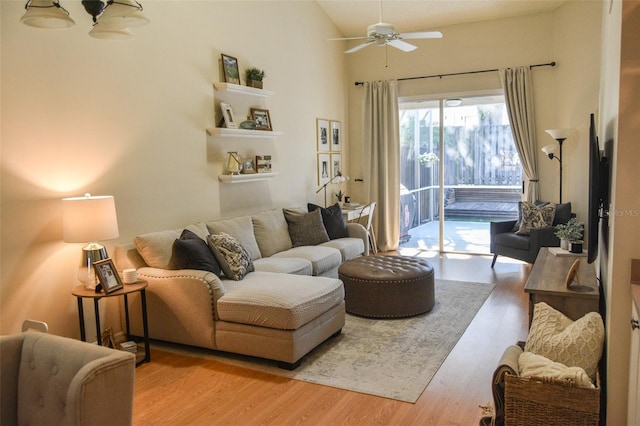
<box><xmin>72</xmin><ymin>281</ymin><xmax>150</xmax><ymax>365</ymax></box>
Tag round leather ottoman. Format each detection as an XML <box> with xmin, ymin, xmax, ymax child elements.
<box><xmin>338</xmin><ymin>255</ymin><xmax>435</xmax><ymax>318</ymax></box>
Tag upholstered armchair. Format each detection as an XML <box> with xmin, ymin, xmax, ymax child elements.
<box><xmin>490</xmin><ymin>202</ymin><xmax>572</xmax><ymax>267</ymax></box>
<box><xmin>1</xmin><ymin>331</ymin><xmax>135</xmax><ymax>426</ymax></box>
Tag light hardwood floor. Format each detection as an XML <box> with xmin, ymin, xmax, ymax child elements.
<box><xmin>132</xmin><ymin>253</ymin><xmax>531</xmax><ymax>425</ymax></box>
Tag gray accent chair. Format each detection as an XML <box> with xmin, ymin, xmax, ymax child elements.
<box><xmin>490</xmin><ymin>202</ymin><xmax>572</xmax><ymax>267</ymax></box>
<box><xmin>1</xmin><ymin>331</ymin><xmax>135</xmax><ymax>426</ymax></box>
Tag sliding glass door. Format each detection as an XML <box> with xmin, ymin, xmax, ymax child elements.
<box><xmin>399</xmin><ymin>94</ymin><xmax>522</xmax><ymax>254</ymax></box>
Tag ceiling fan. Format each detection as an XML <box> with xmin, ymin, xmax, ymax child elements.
<box><xmin>329</xmin><ymin>0</ymin><xmax>443</xmax><ymax>54</ymax></box>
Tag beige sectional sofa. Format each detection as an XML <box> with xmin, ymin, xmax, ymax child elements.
<box><xmin>114</xmin><ymin>206</ymin><xmax>367</xmax><ymax>369</ymax></box>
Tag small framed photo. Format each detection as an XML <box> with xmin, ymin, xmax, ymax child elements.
<box><xmin>251</xmin><ymin>108</ymin><xmax>272</xmax><ymax>131</ymax></box>
<box><xmin>220</xmin><ymin>102</ymin><xmax>237</xmax><ymax>129</ymax></box>
<box><xmin>242</xmin><ymin>158</ymin><xmax>256</xmax><ymax>174</ymax></box>
<box><xmin>93</xmin><ymin>258</ymin><xmax>123</xmax><ymax>294</ymax></box>
<box><xmin>255</xmin><ymin>155</ymin><xmax>272</xmax><ymax>173</ymax></box>
<box><xmin>330</xmin><ymin>120</ymin><xmax>341</xmax><ymax>152</ymax></box>
<box><xmin>317</xmin><ymin>153</ymin><xmax>330</xmax><ymax>185</ymax></box>
<box><xmin>221</xmin><ymin>53</ymin><xmax>240</xmax><ymax>85</ymax></box>
<box><xmin>317</xmin><ymin>118</ymin><xmax>329</xmax><ymax>152</ymax></box>
<box><xmin>331</xmin><ymin>153</ymin><xmax>342</xmax><ymax>178</ymax></box>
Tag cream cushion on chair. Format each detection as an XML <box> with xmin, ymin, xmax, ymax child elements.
<box><xmin>525</xmin><ymin>302</ymin><xmax>604</xmax><ymax>379</ymax></box>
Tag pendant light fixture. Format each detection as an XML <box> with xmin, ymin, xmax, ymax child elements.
<box><xmin>20</xmin><ymin>0</ymin><xmax>75</xmax><ymax>28</ymax></box>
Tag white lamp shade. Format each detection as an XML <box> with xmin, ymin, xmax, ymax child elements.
<box><xmin>89</xmin><ymin>22</ymin><xmax>133</xmax><ymax>39</ymax></box>
<box><xmin>541</xmin><ymin>144</ymin><xmax>557</xmax><ymax>156</ymax></box>
<box><xmin>98</xmin><ymin>0</ymin><xmax>150</xmax><ymax>28</ymax></box>
<box><xmin>62</xmin><ymin>194</ymin><xmax>119</xmax><ymax>243</ymax></box>
<box><xmin>20</xmin><ymin>0</ymin><xmax>75</xmax><ymax>28</ymax></box>
<box><xmin>545</xmin><ymin>128</ymin><xmax>572</xmax><ymax>140</ymax></box>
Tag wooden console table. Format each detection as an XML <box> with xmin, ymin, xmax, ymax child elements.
<box><xmin>524</xmin><ymin>248</ymin><xmax>599</xmax><ymax>326</ymax></box>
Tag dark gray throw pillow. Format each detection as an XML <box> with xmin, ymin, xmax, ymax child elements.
<box><xmin>171</xmin><ymin>229</ymin><xmax>222</xmax><ymax>276</ymax></box>
<box><xmin>308</xmin><ymin>203</ymin><xmax>348</xmax><ymax>240</ymax></box>
<box><xmin>284</xmin><ymin>208</ymin><xmax>330</xmax><ymax>247</ymax></box>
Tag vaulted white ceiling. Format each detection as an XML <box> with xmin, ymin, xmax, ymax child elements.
<box><xmin>316</xmin><ymin>0</ymin><xmax>566</xmax><ymax>38</ymax></box>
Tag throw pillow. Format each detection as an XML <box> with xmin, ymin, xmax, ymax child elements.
<box><xmin>524</xmin><ymin>302</ymin><xmax>604</xmax><ymax>380</ymax></box>
<box><xmin>134</xmin><ymin>223</ymin><xmax>209</xmax><ymax>269</ymax></box>
<box><xmin>283</xmin><ymin>208</ymin><xmax>330</xmax><ymax>247</ymax></box>
<box><xmin>206</xmin><ymin>215</ymin><xmax>262</xmax><ymax>260</ymax></box>
<box><xmin>207</xmin><ymin>232</ymin><xmax>254</xmax><ymax>280</ymax></box>
<box><xmin>251</xmin><ymin>209</ymin><xmax>293</xmax><ymax>257</ymax></box>
<box><xmin>170</xmin><ymin>229</ymin><xmax>222</xmax><ymax>276</ymax></box>
<box><xmin>552</xmin><ymin>202</ymin><xmax>572</xmax><ymax>225</ymax></box>
<box><xmin>308</xmin><ymin>203</ymin><xmax>348</xmax><ymax>240</ymax></box>
<box><xmin>516</xmin><ymin>202</ymin><xmax>556</xmax><ymax>235</ymax></box>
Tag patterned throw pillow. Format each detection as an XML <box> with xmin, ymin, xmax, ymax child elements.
<box><xmin>283</xmin><ymin>208</ymin><xmax>330</xmax><ymax>247</ymax></box>
<box><xmin>207</xmin><ymin>232</ymin><xmax>254</xmax><ymax>280</ymax></box>
<box><xmin>524</xmin><ymin>302</ymin><xmax>604</xmax><ymax>380</ymax></box>
<box><xmin>516</xmin><ymin>201</ymin><xmax>556</xmax><ymax>235</ymax></box>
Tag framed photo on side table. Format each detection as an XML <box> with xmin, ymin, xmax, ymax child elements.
<box><xmin>317</xmin><ymin>153</ymin><xmax>330</xmax><ymax>185</ymax></box>
<box><xmin>220</xmin><ymin>102</ymin><xmax>237</xmax><ymax>129</ymax></box>
<box><xmin>330</xmin><ymin>120</ymin><xmax>341</xmax><ymax>152</ymax></box>
<box><xmin>317</xmin><ymin>118</ymin><xmax>330</xmax><ymax>152</ymax></box>
<box><xmin>251</xmin><ymin>108</ymin><xmax>272</xmax><ymax>131</ymax></box>
<box><xmin>93</xmin><ymin>258</ymin><xmax>123</xmax><ymax>294</ymax></box>
<box><xmin>221</xmin><ymin>53</ymin><xmax>240</xmax><ymax>84</ymax></box>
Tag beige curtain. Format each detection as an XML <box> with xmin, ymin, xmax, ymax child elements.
<box><xmin>499</xmin><ymin>66</ymin><xmax>540</xmax><ymax>202</ymax></box>
<box><xmin>363</xmin><ymin>80</ymin><xmax>400</xmax><ymax>252</ymax></box>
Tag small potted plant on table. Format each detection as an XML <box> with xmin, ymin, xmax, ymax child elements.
<box><xmin>554</xmin><ymin>217</ymin><xmax>584</xmax><ymax>252</ymax></box>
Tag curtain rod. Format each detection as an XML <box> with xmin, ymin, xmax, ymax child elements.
<box><xmin>354</xmin><ymin>61</ymin><xmax>556</xmax><ymax>86</ymax></box>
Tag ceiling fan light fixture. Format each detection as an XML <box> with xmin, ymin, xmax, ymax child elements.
<box><xmin>21</xmin><ymin>0</ymin><xmax>75</xmax><ymax>28</ymax></box>
<box><xmin>89</xmin><ymin>20</ymin><xmax>133</xmax><ymax>39</ymax></box>
<box><xmin>98</xmin><ymin>0</ymin><xmax>149</xmax><ymax>28</ymax></box>
<box><xmin>445</xmin><ymin>98</ymin><xmax>463</xmax><ymax>107</ymax></box>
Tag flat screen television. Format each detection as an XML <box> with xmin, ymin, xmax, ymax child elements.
<box><xmin>587</xmin><ymin>112</ymin><xmax>609</xmax><ymax>264</ymax></box>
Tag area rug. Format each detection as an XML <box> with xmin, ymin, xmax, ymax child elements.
<box><xmin>154</xmin><ymin>279</ymin><xmax>494</xmax><ymax>403</ymax></box>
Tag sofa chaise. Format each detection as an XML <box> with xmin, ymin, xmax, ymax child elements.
<box><xmin>114</xmin><ymin>206</ymin><xmax>367</xmax><ymax>369</ymax></box>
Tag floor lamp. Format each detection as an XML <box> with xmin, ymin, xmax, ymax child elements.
<box><xmin>543</xmin><ymin>128</ymin><xmax>572</xmax><ymax>203</ymax></box>
<box><xmin>316</xmin><ymin>171</ymin><xmax>348</xmax><ymax>207</ymax></box>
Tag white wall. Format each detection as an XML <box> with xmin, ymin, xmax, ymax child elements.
<box><xmin>344</xmin><ymin>5</ymin><xmax>601</xmax><ymax>230</ymax></box>
<box><xmin>0</xmin><ymin>1</ymin><xmax>347</xmax><ymax>337</ymax></box>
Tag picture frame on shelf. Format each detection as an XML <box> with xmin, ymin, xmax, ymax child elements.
<box><xmin>317</xmin><ymin>118</ymin><xmax>329</xmax><ymax>152</ymax></box>
<box><xmin>331</xmin><ymin>153</ymin><xmax>342</xmax><ymax>178</ymax></box>
<box><xmin>220</xmin><ymin>102</ymin><xmax>237</xmax><ymax>129</ymax></box>
<box><xmin>317</xmin><ymin>153</ymin><xmax>330</xmax><ymax>185</ymax></box>
<box><xmin>242</xmin><ymin>158</ymin><xmax>256</xmax><ymax>174</ymax></box>
<box><xmin>250</xmin><ymin>108</ymin><xmax>272</xmax><ymax>131</ymax></box>
<box><xmin>221</xmin><ymin>53</ymin><xmax>240</xmax><ymax>85</ymax></box>
<box><xmin>255</xmin><ymin>155</ymin><xmax>272</xmax><ymax>173</ymax></box>
<box><xmin>93</xmin><ymin>258</ymin><xmax>123</xmax><ymax>294</ymax></box>
<box><xmin>330</xmin><ymin>120</ymin><xmax>341</xmax><ymax>152</ymax></box>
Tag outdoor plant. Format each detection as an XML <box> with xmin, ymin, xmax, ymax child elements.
<box><xmin>555</xmin><ymin>217</ymin><xmax>584</xmax><ymax>242</ymax></box>
<box><xmin>418</xmin><ymin>152</ymin><xmax>439</xmax><ymax>165</ymax></box>
<box><xmin>244</xmin><ymin>67</ymin><xmax>266</xmax><ymax>82</ymax></box>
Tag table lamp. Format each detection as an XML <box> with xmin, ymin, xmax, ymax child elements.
<box><xmin>316</xmin><ymin>171</ymin><xmax>349</xmax><ymax>207</ymax></box>
<box><xmin>63</xmin><ymin>193</ymin><xmax>119</xmax><ymax>289</ymax></box>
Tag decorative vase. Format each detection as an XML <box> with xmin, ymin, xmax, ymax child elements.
<box><xmin>247</xmin><ymin>79</ymin><xmax>263</xmax><ymax>89</ymax></box>
<box><xmin>561</xmin><ymin>239</ymin><xmax>570</xmax><ymax>250</ymax></box>
<box><xmin>225</xmin><ymin>151</ymin><xmax>243</xmax><ymax>175</ymax></box>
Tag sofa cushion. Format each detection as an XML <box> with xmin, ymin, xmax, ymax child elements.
<box><xmin>272</xmin><ymin>246</ymin><xmax>341</xmax><ymax>276</ymax></box>
<box><xmin>516</xmin><ymin>202</ymin><xmax>555</xmax><ymax>235</ymax></box>
<box><xmin>207</xmin><ymin>216</ymin><xmax>262</xmax><ymax>260</ymax></box>
<box><xmin>524</xmin><ymin>302</ymin><xmax>604</xmax><ymax>380</ymax></box>
<box><xmin>207</xmin><ymin>233</ymin><xmax>254</xmax><ymax>281</ymax></box>
<box><xmin>253</xmin><ymin>257</ymin><xmax>313</xmax><ymax>275</ymax></box>
<box><xmin>171</xmin><ymin>229</ymin><xmax>222</xmax><ymax>276</ymax></box>
<box><xmin>134</xmin><ymin>223</ymin><xmax>209</xmax><ymax>269</ymax></box>
<box><xmin>217</xmin><ymin>272</ymin><xmax>344</xmax><ymax>329</ymax></box>
<box><xmin>319</xmin><ymin>238</ymin><xmax>364</xmax><ymax>261</ymax></box>
<box><xmin>283</xmin><ymin>208</ymin><xmax>330</xmax><ymax>247</ymax></box>
<box><xmin>552</xmin><ymin>202</ymin><xmax>572</xmax><ymax>225</ymax></box>
<box><xmin>493</xmin><ymin>232</ymin><xmax>531</xmax><ymax>251</ymax></box>
<box><xmin>308</xmin><ymin>203</ymin><xmax>349</xmax><ymax>240</ymax></box>
<box><xmin>252</xmin><ymin>209</ymin><xmax>293</xmax><ymax>258</ymax></box>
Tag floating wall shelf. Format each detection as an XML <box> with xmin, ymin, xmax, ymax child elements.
<box><xmin>206</xmin><ymin>128</ymin><xmax>283</xmax><ymax>138</ymax></box>
<box><xmin>218</xmin><ymin>172</ymin><xmax>278</xmax><ymax>183</ymax></box>
<box><xmin>212</xmin><ymin>82</ymin><xmax>274</xmax><ymax>98</ymax></box>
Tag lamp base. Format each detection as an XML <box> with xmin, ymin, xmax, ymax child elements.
<box><xmin>78</xmin><ymin>243</ymin><xmax>109</xmax><ymax>289</ymax></box>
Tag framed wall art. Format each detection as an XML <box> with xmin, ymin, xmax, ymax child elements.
<box><xmin>317</xmin><ymin>153</ymin><xmax>330</xmax><ymax>185</ymax></box>
<box><xmin>256</xmin><ymin>155</ymin><xmax>272</xmax><ymax>173</ymax></box>
<box><xmin>93</xmin><ymin>258</ymin><xmax>123</xmax><ymax>294</ymax></box>
<box><xmin>316</xmin><ymin>118</ymin><xmax>330</xmax><ymax>152</ymax></box>
<box><xmin>221</xmin><ymin>53</ymin><xmax>240</xmax><ymax>85</ymax></box>
<box><xmin>251</xmin><ymin>108</ymin><xmax>272</xmax><ymax>131</ymax></box>
<box><xmin>330</xmin><ymin>120</ymin><xmax>341</xmax><ymax>152</ymax></box>
<box><xmin>220</xmin><ymin>102</ymin><xmax>237</xmax><ymax>129</ymax></box>
<box><xmin>330</xmin><ymin>153</ymin><xmax>342</xmax><ymax>178</ymax></box>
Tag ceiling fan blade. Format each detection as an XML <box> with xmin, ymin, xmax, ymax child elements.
<box><xmin>345</xmin><ymin>41</ymin><xmax>374</xmax><ymax>54</ymax></box>
<box><xmin>387</xmin><ymin>39</ymin><xmax>417</xmax><ymax>52</ymax></box>
<box><xmin>399</xmin><ymin>31</ymin><xmax>443</xmax><ymax>40</ymax></box>
<box><xmin>328</xmin><ymin>36</ymin><xmax>370</xmax><ymax>41</ymax></box>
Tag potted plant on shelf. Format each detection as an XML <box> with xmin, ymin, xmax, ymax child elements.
<box><xmin>554</xmin><ymin>217</ymin><xmax>584</xmax><ymax>252</ymax></box>
<box><xmin>244</xmin><ymin>67</ymin><xmax>266</xmax><ymax>89</ymax></box>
